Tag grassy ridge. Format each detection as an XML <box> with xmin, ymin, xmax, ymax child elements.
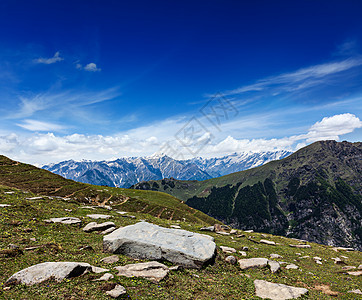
<box><xmin>0</xmin><ymin>187</ymin><xmax>361</xmax><ymax>299</ymax></box>
<box><xmin>0</xmin><ymin>155</ymin><xmax>215</xmax><ymax>225</ymax></box>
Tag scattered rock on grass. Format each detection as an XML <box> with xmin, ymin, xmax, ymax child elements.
<box><xmin>238</xmin><ymin>258</ymin><xmax>268</xmax><ymax>270</ymax></box>
<box><xmin>200</xmin><ymin>226</ymin><xmax>214</xmax><ymax>232</ymax></box>
<box><xmin>289</xmin><ymin>244</ymin><xmax>311</xmax><ymax>248</ymax></box>
<box><xmin>100</xmin><ymin>255</ymin><xmax>119</xmax><ymax>264</ymax></box>
<box><xmin>44</xmin><ymin>217</ymin><xmax>81</xmax><ymax>225</ymax></box>
<box><xmin>220</xmin><ymin>246</ymin><xmax>236</xmax><ymax>254</ymax></box>
<box><xmin>260</xmin><ymin>239</ymin><xmax>276</xmax><ymax>245</ymax></box>
<box><xmin>105</xmin><ymin>284</ymin><xmax>127</xmax><ymax>298</ymax></box>
<box><xmin>0</xmin><ymin>204</ymin><xmax>11</xmax><ymax>207</ymax></box>
<box><xmin>114</xmin><ymin>261</ymin><xmax>169</xmax><ymax>282</ymax></box>
<box><xmin>93</xmin><ymin>273</ymin><xmax>114</xmax><ymax>281</ymax></box>
<box><xmin>270</xmin><ymin>254</ymin><xmax>283</xmax><ymax>259</ymax></box>
<box><xmin>92</xmin><ymin>266</ymin><xmax>110</xmax><ymax>273</ymax></box>
<box><xmin>83</xmin><ymin>222</ymin><xmax>115</xmax><ymax>233</ymax></box>
<box><xmin>87</xmin><ymin>214</ymin><xmax>111</xmax><ymax>219</ymax></box>
<box><xmin>254</xmin><ymin>279</ymin><xmax>308</xmax><ymax>299</ymax></box>
<box><xmin>348</xmin><ymin>289</ymin><xmax>362</xmax><ymax>295</ymax></box>
<box><xmin>5</xmin><ymin>262</ymin><xmax>91</xmax><ymax>285</ymax></box>
<box><xmin>268</xmin><ymin>260</ymin><xmax>280</xmax><ymax>273</ymax></box>
<box><xmin>225</xmin><ymin>256</ymin><xmax>237</xmax><ymax>264</ymax></box>
<box><xmin>285</xmin><ymin>264</ymin><xmax>299</xmax><ymax>270</ymax></box>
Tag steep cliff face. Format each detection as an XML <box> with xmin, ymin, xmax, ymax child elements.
<box><xmin>133</xmin><ymin>141</ymin><xmax>362</xmax><ymax>250</ymax></box>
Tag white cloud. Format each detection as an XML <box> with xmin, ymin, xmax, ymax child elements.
<box><xmin>84</xmin><ymin>63</ymin><xmax>101</xmax><ymax>72</ymax></box>
<box><xmin>16</xmin><ymin>119</ymin><xmax>66</xmax><ymax>132</ymax></box>
<box><xmin>303</xmin><ymin>113</ymin><xmax>362</xmax><ymax>142</ymax></box>
<box><xmin>1</xmin><ymin>113</ymin><xmax>360</xmax><ymax>165</ymax></box>
<box><xmin>34</xmin><ymin>51</ymin><xmax>64</xmax><ymax>64</ymax></box>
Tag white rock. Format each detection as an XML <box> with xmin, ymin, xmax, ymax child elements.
<box><xmin>83</xmin><ymin>222</ymin><xmax>115</xmax><ymax>232</ymax></box>
<box><xmin>170</xmin><ymin>225</ymin><xmax>181</xmax><ymax>229</ymax></box>
<box><xmin>289</xmin><ymin>244</ymin><xmax>311</xmax><ymax>248</ymax></box>
<box><xmin>5</xmin><ymin>262</ymin><xmax>91</xmax><ymax>285</ymax></box>
<box><xmin>44</xmin><ymin>217</ymin><xmax>81</xmax><ymax>225</ymax></box>
<box><xmin>270</xmin><ymin>254</ymin><xmax>283</xmax><ymax>259</ymax></box>
<box><xmin>238</xmin><ymin>258</ymin><xmax>268</xmax><ymax>270</ymax></box>
<box><xmin>220</xmin><ymin>246</ymin><xmax>236</xmax><ymax>254</ymax></box>
<box><xmin>91</xmin><ymin>266</ymin><xmax>110</xmax><ymax>273</ymax></box>
<box><xmin>114</xmin><ymin>261</ymin><xmax>169</xmax><ymax>282</ymax></box>
<box><xmin>313</xmin><ymin>257</ymin><xmax>322</xmax><ymax>260</ymax></box>
<box><xmin>87</xmin><ymin>214</ymin><xmax>111</xmax><ymax>219</ymax></box>
<box><xmin>285</xmin><ymin>264</ymin><xmax>299</xmax><ymax>269</ymax></box>
<box><xmin>102</xmin><ymin>227</ymin><xmax>117</xmax><ymax>235</ymax></box>
<box><xmin>200</xmin><ymin>226</ymin><xmax>214</xmax><ymax>232</ymax></box>
<box><xmin>106</xmin><ymin>284</ymin><xmax>127</xmax><ymax>298</ymax></box>
<box><xmin>93</xmin><ymin>273</ymin><xmax>114</xmax><ymax>281</ymax></box>
<box><xmin>260</xmin><ymin>239</ymin><xmax>276</xmax><ymax>245</ymax></box>
<box><xmin>225</xmin><ymin>256</ymin><xmax>237</xmax><ymax>264</ymax></box>
<box><xmin>239</xmin><ymin>251</ymin><xmax>247</xmax><ymax>256</ymax></box>
<box><xmin>268</xmin><ymin>260</ymin><xmax>280</xmax><ymax>273</ymax></box>
<box><xmin>100</xmin><ymin>255</ymin><xmax>119</xmax><ymax>264</ymax></box>
<box><xmin>103</xmin><ymin>222</ymin><xmax>216</xmax><ymax>269</ymax></box>
<box><xmin>348</xmin><ymin>289</ymin><xmax>362</xmax><ymax>295</ymax></box>
<box><xmin>0</xmin><ymin>204</ymin><xmax>11</xmax><ymax>207</ymax></box>
<box><xmin>254</xmin><ymin>279</ymin><xmax>308</xmax><ymax>299</ymax></box>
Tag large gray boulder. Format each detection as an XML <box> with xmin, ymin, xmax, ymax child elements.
<box><xmin>254</xmin><ymin>280</ymin><xmax>308</xmax><ymax>299</ymax></box>
<box><xmin>5</xmin><ymin>262</ymin><xmax>91</xmax><ymax>285</ymax></box>
<box><xmin>103</xmin><ymin>222</ymin><xmax>216</xmax><ymax>268</ymax></box>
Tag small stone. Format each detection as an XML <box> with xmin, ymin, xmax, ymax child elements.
<box><xmin>29</xmin><ymin>238</ymin><xmax>36</xmax><ymax>242</ymax></box>
<box><xmin>116</xmin><ymin>211</ymin><xmax>128</xmax><ymax>215</ymax></box>
<box><xmin>92</xmin><ymin>266</ymin><xmax>110</xmax><ymax>273</ymax></box>
<box><xmin>238</xmin><ymin>258</ymin><xmax>268</xmax><ymax>270</ymax></box>
<box><xmin>114</xmin><ymin>261</ymin><xmax>169</xmax><ymax>282</ymax></box>
<box><xmin>270</xmin><ymin>254</ymin><xmax>283</xmax><ymax>259</ymax></box>
<box><xmin>105</xmin><ymin>284</ymin><xmax>127</xmax><ymax>298</ymax></box>
<box><xmin>220</xmin><ymin>246</ymin><xmax>236</xmax><ymax>254</ymax></box>
<box><xmin>170</xmin><ymin>225</ymin><xmax>181</xmax><ymax>229</ymax></box>
<box><xmin>44</xmin><ymin>217</ymin><xmax>82</xmax><ymax>225</ymax></box>
<box><xmin>313</xmin><ymin>257</ymin><xmax>322</xmax><ymax>260</ymax></box>
<box><xmin>285</xmin><ymin>264</ymin><xmax>299</xmax><ymax>269</ymax></box>
<box><xmin>230</xmin><ymin>229</ymin><xmax>237</xmax><ymax>234</ymax></box>
<box><xmin>332</xmin><ymin>257</ymin><xmax>345</xmax><ymax>264</ymax></box>
<box><xmin>64</xmin><ymin>209</ymin><xmax>72</xmax><ymax>212</ymax></box>
<box><xmin>348</xmin><ymin>289</ymin><xmax>362</xmax><ymax>295</ymax></box>
<box><xmin>93</xmin><ymin>273</ymin><xmax>114</xmax><ymax>281</ymax></box>
<box><xmin>216</xmin><ymin>231</ymin><xmax>230</xmax><ymax>236</ymax></box>
<box><xmin>289</xmin><ymin>244</ymin><xmax>311</xmax><ymax>248</ymax></box>
<box><xmin>225</xmin><ymin>256</ymin><xmax>237</xmax><ymax>264</ymax></box>
<box><xmin>315</xmin><ymin>260</ymin><xmax>322</xmax><ymax>265</ymax></box>
<box><xmin>241</xmin><ymin>246</ymin><xmax>248</xmax><ymax>251</ymax></box>
<box><xmin>83</xmin><ymin>222</ymin><xmax>115</xmax><ymax>232</ymax></box>
<box><xmin>260</xmin><ymin>239</ymin><xmax>276</xmax><ymax>245</ymax></box>
<box><xmin>358</xmin><ymin>264</ymin><xmax>362</xmax><ymax>270</ymax></box>
<box><xmin>254</xmin><ymin>280</ymin><xmax>308</xmax><ymax>299</ymax></box>
<box><xmin>79</xmin><ymin>245</ymin><xmax>94</xmax><ymax>251</ymax></box>
<box><xmin>200</xmin><ymin>226</ymin><xmax>215</xmax><ymax>232</ymax></box>
<box><xmin>239</xmin><ymin>251</ymin><xmax>247</xmax><ymax>256</ymax></box>
<box><xmin>0</xmin><ymin>204</ymin><xmax>11</xmax><ymax>207</ymax></box>
<box><xmin>268</xmin><ymin>260</ymin><xmax>280</xmax><ymax>273</ymax></box>
<box><xmin>87</xmin><ymin>214</ymin><xmax>111</xmax><ymax>219</ymax></box>
<box><xmin>169</xmin><ymin>266</ymin><xmax>182</xmax><ymax>271</ymax></box>
<box><xmin>100</xmin><ymin>255</ymin><xmax>119</xmax><ymax>264</ymax></box>
<box><xmin>101</xmin><ymin>227</ymin><xmax>116</xmax><ymax>235</ymax></box>
<box><xmin>332</xmin><ymin>247</ymin><xmax>354</xmax><ymax>252</ymax></box>
<box><xmin>8</xmin><ymin>244</ymin><xmax>19</xmax><ymax>249</ymax></box>
<box><xmin>347</xmin><ymin>271</ymin><xmax>362</xmax><ymax>276</ymax></box>
<box><xmin>300</xmin><ymin>256</ymin><xmax>310</xmax><ymax>259</ymax></box>
<box><xmin>244</xmin><ymin>230</ymin><xmax>254</xmax><ymax>233</ymax></box>
<box><xmin>341</xmin><ymin>266</ymin><xmax>356</xmax><ymax>270</ymax></box>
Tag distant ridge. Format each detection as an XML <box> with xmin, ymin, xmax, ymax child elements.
<box><xmin>42</xmin><ymin>150</ymin><xmax>292</xmax><ymax>188</ymax></box>
<box><xmin>132</xmin><ymin>141</ymin><xmax>362</xmax><ymax>250</ymax></box>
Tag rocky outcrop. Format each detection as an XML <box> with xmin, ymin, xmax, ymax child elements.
<box><xmin>103</xmin><ymin>222</ymin><xmax>216</xmax><ymax>268</ymax></box>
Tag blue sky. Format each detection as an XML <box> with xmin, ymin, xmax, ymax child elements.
<box><xmin>0</xmin><ymin>0</ymin><xmax>362</xmax><ymax>164</ymax></box>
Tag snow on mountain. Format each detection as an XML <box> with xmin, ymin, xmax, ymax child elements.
<box><xmin>42</xmin><ymin>150</ymin><xmax>292</xmax><ymax>188</ymax></box>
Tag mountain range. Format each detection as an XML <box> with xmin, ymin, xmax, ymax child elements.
<box><xmin>42</xmin><ymin>150</ymin><xmax>292</xmax><ymax>188</ymax></box>
<box><xmin>132</xmin><ymin>140</ymin><xmax>362</xmax><ymax>250</ymax></box>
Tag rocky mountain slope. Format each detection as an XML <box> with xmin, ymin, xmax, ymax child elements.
<box><xmin>42</xmin><ymin>151</ymin><xmax>291</xmax><ymax>188</ymax></box>
<box><xmin>132</xmin><ymin>141</ymin><xmax>362</xmax><ymax>251</ymax></box>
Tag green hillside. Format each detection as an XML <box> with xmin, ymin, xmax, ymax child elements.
<box><xmin>133</xmin><ymin>141</ymin><xmax>362</xmax><ymax>250</ymax></box>
<box><xmin>0</xmin><ymin>155</ymin><xmax>215</xmax><ymax>225</ymax></box>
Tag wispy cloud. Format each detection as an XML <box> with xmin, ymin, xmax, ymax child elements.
<box><xmin>8</xmin><ymin>87</ymin><xmax>120</xmax><ymax>119</ymax></box>
<box><xmin>223</xmin><ymin>58</ymin><xmax>362</xmax><ymax>96</ymax></box>
<box><xmin>16</xmin><ymin>119</ymin><xmax>66</xmax><ymax>132</ymax></box>
<box><xmin>76</xmin><ymin>62</ymin><xmax>101</xmax><ymax>72</ymax></box>
<box><xmin>34</xmin><ymin>51</ymin><xmax>64</xmax><ymax>64</ymax></box>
